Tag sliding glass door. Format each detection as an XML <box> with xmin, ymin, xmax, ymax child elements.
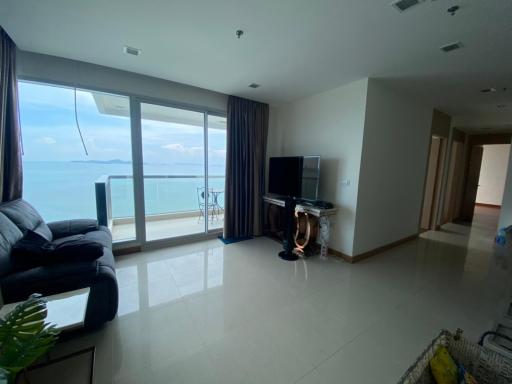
<box><xmin>139</xmin><ymin>102</ymin><xmax>226</xmax><ymax>242</ymax></box>
<box><xmin>17</xmin><ymin>79</ymin><xmax>226</xmax><ymax>247</ymax></box>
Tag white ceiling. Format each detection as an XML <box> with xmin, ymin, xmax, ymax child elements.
<box><xmin>1</xmin><ymin>0</ymin><xmax>512</xmax><ymax>121</ymax></box>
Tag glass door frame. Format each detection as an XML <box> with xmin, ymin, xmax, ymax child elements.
<box><xmin>16</xmin><ymin>75</ymin><xmax>225</xmax><ymax>251</ymax></box>
<box><xmin>130</xmin><ymin>96</ymin><xmax>226</xmax><ymax>250</ymax></box>
<box><xmin>205</xmin><ymin>112</ymin><xmax>227</xmax><ymax>235</ymax></box>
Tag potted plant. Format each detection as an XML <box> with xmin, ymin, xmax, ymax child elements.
<box><xmin>0</xmin><ymin>294</ymin><xmax>59</xmax><ymax>384</ymax></box>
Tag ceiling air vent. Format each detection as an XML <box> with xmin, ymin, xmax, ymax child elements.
<box><xmin>392</xmin><ymin>0</ymin><xmax>424</xmax><ymax>12</ymax></box>
<box><xmin>440</xmin><ymin>41</ymin><xmax>463</xmax><ymax>53</ymax></box>
<box><xmin>123</xmin><ymin>46</ymin><xmax>141</xmax><ymax>56</ymax></box>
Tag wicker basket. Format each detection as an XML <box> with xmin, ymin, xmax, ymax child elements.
<box><xmin>397</xmin><ymin>330</ymin><xmax>512</xmax><ymax>384</ymax></box>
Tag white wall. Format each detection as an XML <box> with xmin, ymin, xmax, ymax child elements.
<box><xmin>17</xmin><ymin>50</ymin><xmax>227</xmax><ymax>113</ymax></box>
<box><xmin>268</xmin><ymin>79</ymin><xmax>369</xmax><ymax>256</ymax></box>
<box><xmin>352</xmin><ymin>79</ymin><xmax>433</xmax><ymax>255</ymax></box>
<box><xmin>476</xmin><ymin>144</ymin><xmax>511</xmax><ymax>206</ymax></box>
<box><xmin>499</xmin><ymin>143</ymin><xmax>512</xmax><ymax>229</ymax></box>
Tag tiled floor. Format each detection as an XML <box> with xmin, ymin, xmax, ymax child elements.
<box><xmin>52</xmin><ymin>206</ymin><xmax>512</xmax><ymax>383</ymax></box>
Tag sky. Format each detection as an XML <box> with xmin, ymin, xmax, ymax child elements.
<box><xmin>18</xmin><ymin>81</ymin><xmax>226</xmax><ymax>168</ymax></box>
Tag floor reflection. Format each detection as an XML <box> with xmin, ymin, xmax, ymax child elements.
<box><xmin>117</xmin><ymin>246</ymin><xmax>224</xmax><ymax>316</ymax></box>
<box><xmin>116</xmin><ymin>265</ymin><xmax>140</xmax><ymax>316</ymax></box>
<box><xmin>60</xmin><ymin>206</ymin><xmax>512</xmax><ymax>384</ymax></box>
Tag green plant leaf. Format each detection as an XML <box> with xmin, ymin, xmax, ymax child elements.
<box><xmin>0</xmin><ymin>294</ymin><xmax>60</xmax><ymax>380</ymax></box>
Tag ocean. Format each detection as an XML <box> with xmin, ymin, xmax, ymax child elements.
<box><xmin>23</xmin><ymin>161</ymin><xmax>225</xmax><ymax>222</ymax></box>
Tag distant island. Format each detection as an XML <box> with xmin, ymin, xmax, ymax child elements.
<box><xmin>71</xmin><ymin>159</ymin><xmax>132</xmax><ymax>164</ymax></box>
<box><xmin>174</xmin><ymin>162</ymin><xmax>204</xmax><ymax>166</ymax></box>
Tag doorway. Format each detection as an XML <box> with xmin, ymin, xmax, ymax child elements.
<box><xmin>420</xmin><ymin>136</ymin><xmax>446</xmax><ymax>231</ymax></box>
<box><xmin>459</xmin><ymin>142</ymin><xmax>511</xmax><ymax>228</ymax></box>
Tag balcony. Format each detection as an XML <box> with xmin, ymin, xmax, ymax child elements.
<box><xmin>95</xmin><ymin>175</ymin><xmax>224</xmax><ymax>242</ymax></box>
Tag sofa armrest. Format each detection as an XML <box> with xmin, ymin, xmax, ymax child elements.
<box><xmin>1</xmin><ymin>260</ymin><xmax>118</xmax><ymax>327</ymax></box>
<box><xmin>0</xmin><ymin>261</ymin><xmax>99</xmax><ymax>302</ymax></box>
<box><xmin>47</xmin><ymin>219</ymin><xmax>99</xmax><ymax>239</ymax></box>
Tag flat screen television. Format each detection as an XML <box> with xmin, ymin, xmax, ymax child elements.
<box><xmin>268</xmin><ymin>156</ymin><xmax>320</xmax><ymax>201</ymax></box>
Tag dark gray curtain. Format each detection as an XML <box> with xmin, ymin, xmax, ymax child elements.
<box><xmin>0</xmin><ymin>27</ymin><xmax>22</xmax><ymax>202</ymax></box>
<box><xmin>224</xmin><ymin>96</ymin><xmax>269</xmax><ymax>239</ymax></box>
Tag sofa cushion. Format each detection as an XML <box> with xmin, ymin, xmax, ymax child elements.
<box><xmin>0</xmin><ymin>199</ymin><xmax>52</xmax><ymax>241</ymax></box>
<box><xmin>0</xmin><ymin>212</ymin><xmax>24</xmax><ymax>277</ymax></box>
<box><xmin>11</xmin><ymin>230</ymin><xmax>103</xmax><ymax>268</ymax></box>
<box><xmin>10</xmin><ymin>230</ymin><xmax>54</xmax><ymax>270</ymax></box>
<box><xmin>51</xmin><ymin>236</ymin><xmax>103</xmax><ymax>263</ymax></box>
<box><xmin>51</xmin><ymin>234</ymin><xmax>84</xmax><ymax>246</ymax></box>
<box><xmin>83</xmin><ymin>226</ymin><xmax>112</xmax><ymax>249</ymax></box>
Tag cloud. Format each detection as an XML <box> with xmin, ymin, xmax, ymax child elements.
<box><xmin>212</xmin><ymin>149</ymin><xmax>226</xmax><ymax>158</ymax></box>
<box><xmin>162</xmin><ymin>143</ymin><xmax>185</xmax><ymax>152</ymax></box>
<box><xmin>162</xmin><ymin>143</ymin><xmax>204</xmax><ymax>155</ymax></box>
<box><xmin>36</xmin><ymin>136</ymin><xmax>57</xmax><ymax>145</ymax></box>
<box><xmin>142</xmin><ymin>119</ymin><xmax>203</xmax><ymax>135</ymax></box>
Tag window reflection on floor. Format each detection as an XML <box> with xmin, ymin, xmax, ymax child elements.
<box><xmin>166</xmin><ymin>251</ymin><xmax>206</xmax><ymax>296</ymax></box>
<box><xmin>116</xmin><ymin>246</ymin><xmax>224</xmax><ymax>317</ymax></box>
<box><xmin>116</xmin><ymin>265</ymin><xmax>140</xmax><ymax>316</ymax></box>
<box><xmin>207</xmin><ymin>247</ymin><xmax>224</xmax><ymax>288</ymax></box>
<box><xmin>147</xmin><ymin>259</ymin><xmax>182</xmax><ymax>307</ymax></box>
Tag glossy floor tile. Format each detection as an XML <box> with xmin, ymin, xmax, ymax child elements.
<box><xmin>51</xmin><ymin>206</ymin><xmax>512</xmax><ymax>383</ymax></box>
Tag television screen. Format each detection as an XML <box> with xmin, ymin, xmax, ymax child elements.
<box><xmin>268</xmin><ymin>156</ymin><xmax>320</xmax><ymax>200</ymax></box>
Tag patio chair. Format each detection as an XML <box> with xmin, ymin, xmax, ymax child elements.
<box><xmin>197</xmin><ymin>187</ymin><xmax>217</xmax><ymax>222</ymax></box>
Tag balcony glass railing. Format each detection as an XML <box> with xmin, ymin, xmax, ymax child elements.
<box><xmin>95</xmin><ymin>175</ymin><xmax>225</xmax><ymax>240</ymax></box>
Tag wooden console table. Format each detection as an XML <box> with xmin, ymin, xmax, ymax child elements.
<box><xmin>263</xmin><ymin>194</ymin><xmax>337</xmax><ymax>259</ymax></box>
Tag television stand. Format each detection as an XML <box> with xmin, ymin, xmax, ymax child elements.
<box><xmin>296</xmin><ymin>199</ymin><xmax>314</xmax><ymax>207</ymax></box>
<box><xmin>278</xmin><ymin>196</ymin><xmax>299</xmax><ymax>261</ymax></box>
<box><xmin>263</xmin><ymin>194</ymin><xmax>337</xmax><ymax>259</ymax></box>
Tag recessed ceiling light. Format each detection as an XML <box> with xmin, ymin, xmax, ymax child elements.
<box><xmin>123</xmin><ymin>46</ymin><xmax>141</xmax><ymax>56</ymax></box>
<box><xmin>440</xmin><ymin>41</ymin><xmax>463</xmax><ymax>53</ymax></box>
<box><xmin>480</xmin><ymin>88</ymin><xmax>497</xmax><ymax>93</ymax></box>
<box><xmin>391</xmin><ymin>0</ymin><xmax>425</xmax><ymax>13</ymax></box>
<box><xmin>249</xmin><ymin>83</ymin><xmax>260</xmax><ymax>89</ymax></box>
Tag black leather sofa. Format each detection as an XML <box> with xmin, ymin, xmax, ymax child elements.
<box><xmin>0</xmin><ymin>199</ymin><xmax>118</xmax><ymax>328</ymax></box>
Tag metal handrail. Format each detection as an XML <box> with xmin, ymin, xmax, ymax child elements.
<box><xmin>106</xmin><ymin>174</ymin><xmax>224</xmax><ymax>179</ymax></box>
